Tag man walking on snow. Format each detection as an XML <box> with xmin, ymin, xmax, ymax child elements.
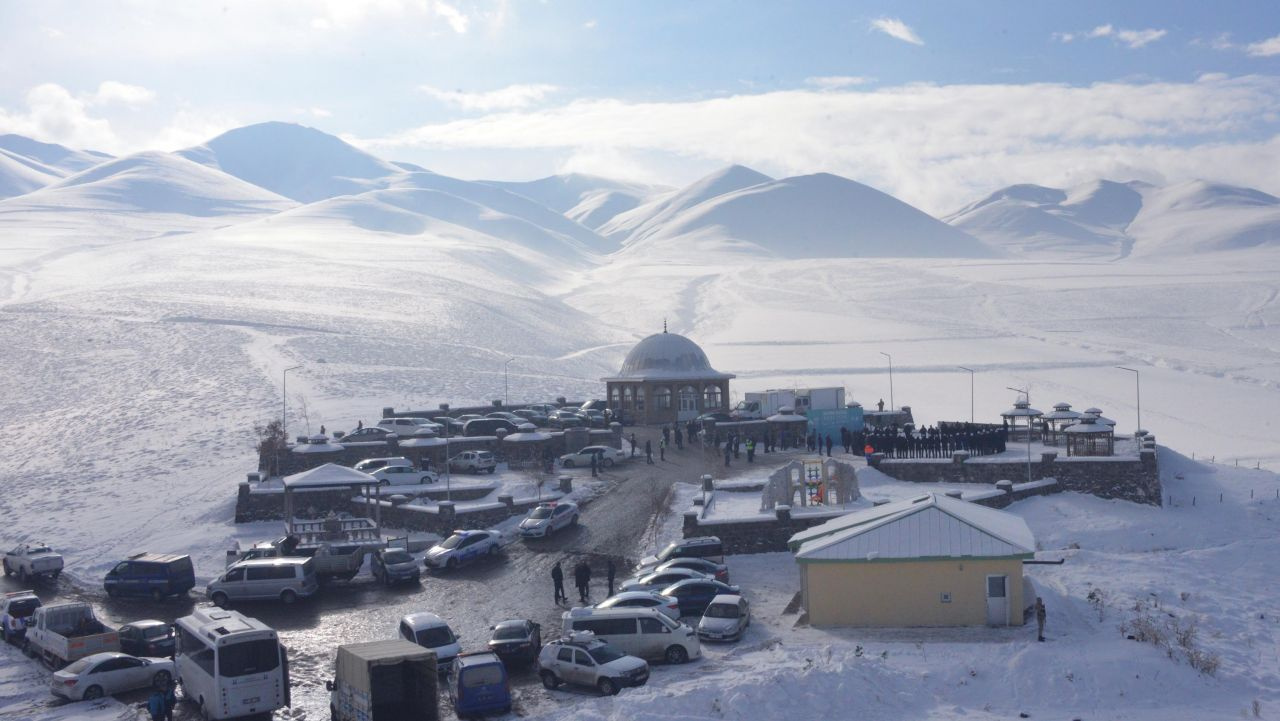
<box><xmin>551</xmin><ymin>561</ymin><xmax>567</xmax><ymax>604</ymax></box>
<box><xmin>574</xmin><ymin>560</ymin><xmax>592</xmax><ymax>603</ymax></box>
<box><xmin>1035</xmin><ymin>597</ymin><xmax>1047</xmax><ymax>642</ymax></box>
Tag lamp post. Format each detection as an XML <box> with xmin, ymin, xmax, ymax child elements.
<box><xmin>1117</xmin><ymin>366</ymin><xmax>1141</xmax><ymax>434</ymax></box>
<box><xmin>879</xmin><ymin>352</ymin><xmax>894</xmax><ymax>411</ymax></box>
<box><xmin>1006</xmin><ymin>385</ymin><xmax>1032</xmax><ymax>484</ymax></box>
<box><xmin>504</xmin><ymin>357</ymin><xmax>515</xmax><ymax>406</ymax></box>
<box><xmin>958</xmin><ymin>366</ymin><xmax>975</xmax><ymax>423</ymax></box>
<box><xmin>282</xmin><ymin>365</ymin><xmax>302</xmax><ymax>438</ymax></box>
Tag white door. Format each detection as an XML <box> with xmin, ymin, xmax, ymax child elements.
<box><xmin>985</xmin><ymin>575</ymin><xmax>1008</xmax><ymax>626</ymax></box>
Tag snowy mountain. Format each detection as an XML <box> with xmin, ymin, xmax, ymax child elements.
<box><xmin>177</xmin><ymin>121</ymin><xmax>403</xmax><ymax>203</ymax></box>
<box><xmin>624</xmin><ymin>172</ymin><xmax>995</xmax><ymax>259</ymax></box>
<box><xmin>600</xmin><ymin>165</ymin><xmax>774</xmax><ymax>242</ymax></box>
<box><xmin>486</xmin><ymin>173</ymin><xmax>665</xmax><ymax>215</ymax></box>
<box><xmin>0</xmin><ymin>134</ymin><xmax>112</xmax><ymax>174</ymax></box>
<box><xmin>0</xmin><ymin>149</ymin><xmax>59</xmax><ymax>199</ymax></box>
<box><xmin>948</xmin><ymin>178</ymin><xmax>1280</xmax><ymax>259</ymax></box>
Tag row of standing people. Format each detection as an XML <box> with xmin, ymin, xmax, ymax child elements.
<box><xmin>551</xmin><ymin>558</ymin><xmax>618</xmax><ymax>605</ymax></box>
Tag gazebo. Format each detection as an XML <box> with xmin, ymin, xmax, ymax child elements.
<box><xmin>767</xmin><ymin>407</ymin><xmax>810</xmax><ymax>449</ymax></box>
<box><xmin>502</xmin><ymin>423</ymin><xmax>553</xmax><ymax>469</ymax></box>
<box><xmin>281</xmin><ymin>463</ymin><xmax>382</xmax><ymax>541</ymax></box>
<box><xmin>1083</xmin><ymin>407</ymin><xmax>1117</xmax><ymax>427</ymax></box>
<box><xmin>1064</xmin><ymin>413</ymin><xmax>1115</xmax><ymax>457</ymax></box>
<box><xmin>1041</xmin><ymin>402</ymin><xmax>1082</xmax><ymax>446</ymax></box>
<box><xmin>399</xmin><ymin>435</ymin><xmax>449</xmax><ymax>472</ymax></box>
<box><xmin>1001</xmin><ymin>396</ymin><xmax>1043</xmax><ymax>443</ymax></box>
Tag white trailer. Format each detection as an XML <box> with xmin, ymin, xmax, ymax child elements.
<box><xmin>732</xmin><ymin>387</ymin><xmax>845</xmax><ymax>420</ymax></box>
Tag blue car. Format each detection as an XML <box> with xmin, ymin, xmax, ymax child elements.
<box><xmin>659</xmin><ymin>578</ymin><xmax>741</xmax><ymax>617</ymax></box>
<box><xmin>450</xmin><ymin>652</ymin><xmax>511</xmax><ymax>717</ymax></box>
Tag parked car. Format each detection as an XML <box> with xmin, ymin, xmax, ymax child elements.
<box><xmin>103</xmin><ymin>553</ymin><xmax>195</xmax><ymax>601</ymax></box>
<box><xmin>51</xmin><ymin>651</ymin><xmax>174</xmax><ymax>701</ymax></box>
<box><xmin>619</xmin><ymin>568</ymin><xmax>711</xmax><ymax>594</ymax></box>
<box><xmin>378</xmin><ymin>417</ymin><xmax>438</xmax><ymax>437</ymax></box>
<box><xmin>449</xmin><ymin>652</ymin><xmax>511</xmax><ymax>717</ymax></box>
<box><xmin>638</xmin><ymin>536</ymin><xmax>725</xmax><ymax>571</ymax></box>
<box><xmin>593</xmin><ymin>591</ymin><xmax>681</xmax><ymax>620</ymax></box>
<box><xmin>4</xmin><ymin>543</ymin><xmax>64</xmax><ymax>582</ymax></box>
<box><xmin>371</xmin><ymin>465</ymin><xmax>438</xmax><ymax>486</ymax></box>
<box><xmin>559</xmin><ymin>446</ymin><xmax>626</xmax><ymax>468</ymax></box>
<box><xmin>449</xmin><ymin>450</ymin><xmax>496</xmax><ymax>474</ymax></box>
<box><xmin>580</xmin><ymin>409</ymin><xmax>608</xmax><ymax>428</ymax></box>
<box><xmin>456</xmin><ymin>414</ymin><xmax>485</xmax><ymax>423</ymax></box>
<box><xmin>424</xmin><ymin>530</ymin><xmax>501</xmax><ymax>570</ymax></box>
<box><xmin>695</xmin><ymin>412</ymin><xmax>733</xmax><ymax>424</ymax></box>
<box><xmin>0</xmin><ymin>590</ymin><xmax>41</xmax><ymax>643</ymax></box>
<box><xmin>647</xmin><ymin>557</ymin><xmax>730</xmax><ymax>584</ymax></box>
<box><xmin>117</xmin><ymin>620</ymin><xmax>175</xmax><ymax>658</ymax></box>
<box><xmin>25</xmin><ymin>603</ymin><xmax>119</xmax><ymax>668</ymax></box>
<box><xmin>371</xmin><ymin>548</ymin><xmax>421</xmax><ymax>586</ymax></box>
<box><xmin>226</xmin><ymin>538</ymin><xmax>372</xmax><ymax>582</ymax></box>
<box><xmin>547</xmin><ymin>410</ymin><xmax>584</xmax><ymax>429</ymax></box>
<box><xmin>526</xmin><ymin>403</ymin><xmax>559</xmax><ymax>415</ymax></box>
<box><xmin>398</xmin><ymin>612</ymin><xmax>461</xmax><ymax>673</ymax></box>
<box><xmin>659</xmin><ymin>579</ymin><xmax>741</xmax><ymax>617</ymax></box>
<box><xmin>579</xmin><ymin>400</ymin><xmax>608</xmax><ymax>413</ymax></box>
<box><xmin>353</xmin><ymin>456</ymin><xmax>413</xmax><ymax>473</ymax></box>
<box><xmin>432</xmin><ymin>417</ymin><xmax>466</xmax><ymax>436</ymax></box>
<box><xmin>518</xmin><ymin>501</ymin><xmax>579</xmax><ymax>539</ymax></box>
<box><xmin>561</xmin><ymin>607</ymin><xmax>701</xmax><ymax>664</ymax></box>
<box><xmin>697</xmin><ymin>595</ymin><xmax>751</xmax><ymax>642</ymax></box>
<box><xmin>342</xmin><ymin>426</ymin><xmax>393</xmax><ymax>442</ymax></box>
<box><xmin>207</xmin><ymin>557</ymin><xmax>320</xmax><ymax>606</ymax></box>
<box><xmin>486</xmin><ymin>411</ymin><xmax>523</xmax><ymax>423</ymax></box>
<box><xmin>463</xmin><ymin>418</ymin><xmax>518</xmax><ymax>437</ymax></box>
<box><xmin>328</xmin><ymin>640</ymin><xmax>437</xmax><ymax>721</ymax></box>
<box><xmin>486</xmin><ymin>619</ymin><xmax>541</xmax><ymax>665</ymax></box>
<box><xmin>537</xmin><ymin>635</ymin><xmax>649</xmax><ymax>696</ymax></box>
<box><xmin>512</xmin><ymin>409</ymin><xmax>548</xmax><ymax>425</ymax></box>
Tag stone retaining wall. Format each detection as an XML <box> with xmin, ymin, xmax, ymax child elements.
<box><xmin>869</xmin><ymin>449</ymin><xmax>1160</xmax><ymax>505</ymax></box>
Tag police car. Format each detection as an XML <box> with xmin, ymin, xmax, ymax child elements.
<box><xmin>424</xmin><ymin>530</ymin><xmax>502</xmax><ymax>570</ymax></box>
<box><xmin>518</xmin><ymin>501</ymin><xmax>579</xmax><ymax>539</ymax></box>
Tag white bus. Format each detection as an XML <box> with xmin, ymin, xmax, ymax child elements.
<box><xmin>174</xmin><ymin>608</ymin><xmax>290</xmax><ymax>720</ymax></box>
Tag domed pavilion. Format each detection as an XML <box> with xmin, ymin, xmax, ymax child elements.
<box><xmin>602</xmin><ymin>327</ymin><xmax>735</xmax><ymax>425</ymax></box>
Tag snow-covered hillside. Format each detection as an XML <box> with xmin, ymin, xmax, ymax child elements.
<box><xmin>0</xmin><ymin>134</ymin><xmax>113</xmax><ymax>200</ymax></box>
<box><xmin>600</xmin><ymin>164</ymin><xmax>772</xmax><ymax>242</ymax></box>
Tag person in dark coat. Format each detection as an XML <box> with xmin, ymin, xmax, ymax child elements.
<box><xmin>590</xmin><ymin>452</ymin><xmax>599</xmax><ymax>477</ymax></box>
<box><xmin>606</xmin><ymin>558</ymin><xmax>616</xmax><ymax>596</ymax></box>
<box><xmin>163</xmin><ymin>679</ymin><xmax>177</xmax><ymax>721</ymax></box>
<box><xmin>629</xmin><ymin>433</ymin><xmax>637</xmax><ymax>457</ymax></box>
<box><xmin>551</xmin><ymin>561</ymin><xmax>567</xmax><ymax>604</ymax></box>
<box><xmin>645</xmin><ymin>440</ymin><xmax>654</xmax><ymax>464</ymax></box>
<box><xmin>574</xmin><ymin>560</ymin><xmax>592</xmax><ymax>603</ymax></box>
<box><xmin>146</xmin><ymin>689</ymin><xmax>165</xmax><ymax>721</ymax></box>
<box><xmin>357</xmin><ymin>419</ymin><xmax>363</xmax><ymax>430</ymax></box>
<box><xmin>746</xmin><ymin>438</ymin><xmax>755</xmax><ymax>463</ymax></box>
<box><xmin>319</xmin><ymin>424</ymin><xmax>326</xmax><ymax>436</ymax></box>
<box><xmin>723</xmin><ymin>444</ymin><xmax>731</xmax><ymax>467</ymax></box>
<box><xmin>674</xmin><ymin>426</ymin><xmax>683</xmax><ymax>450</ymax></box>
<box><xmin>824</xmin><ymin>435</ymin><xmax>833</xmax><ymax>457</ymax></box>
<box><xmin>1035</xmin><ymin>597</ymin><xmax>1047</xmax><ymax>641</ymax></box>
<box><xmin>662</xmin><ymin>425</ymin><xmax>670</xmax><ymax>444</ymax></box>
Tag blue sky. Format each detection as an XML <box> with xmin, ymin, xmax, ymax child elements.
<box><xmin>2</xmin><ymin>1</ymin><xmax>1279</xmax><ymax>211</ymax></box>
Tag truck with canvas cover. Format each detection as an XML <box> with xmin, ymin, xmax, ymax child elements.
<box><xmin>328</xmin><ymin>639</ymin><xmax>439</xmax><ymax>721</ymax></box>
<box><xmin>25</xmin><ymin>603</ymin><xmax>119</xmax><ymax>668</ymax></box>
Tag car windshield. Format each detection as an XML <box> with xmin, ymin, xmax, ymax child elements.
<box><xmin>143</xmin><ymin>625</ymin><xmax>173</xmax><ymax>639</ymax></box>
<box><xmin>492</xmin><ymin>625</ymin><xmax>527</xmax><ymax>640</ymax></box>
<box><xmin>655</xmin><ymin>542</ymin><xmax>679</xmax><ymax>562</ymax></box>
<box><xmin>586</xmin><ymin>645</ymin><xmax>626</xmax><ymax>665</ymax></box>
<box><xmin>529</xmin><ymin>507</ymin><xmax>553</xmax><ymax>519</ymax></box>
<box><xmin>461</xmin><ymin>664</ymin><xmax>504</xmax><ymax>687</ymax></box>
<box><xmin>27</xmin><ymin>546</ymin><xmax>52</xmax><ymax>554</ymax></box>
<box><xmin>63</xmin><ymin>658</ymin><xmax>93</xmax><ymax>674</ymax></box>
<box><xmin>381</xmin><ymin>551</ymin><xmax>413</xmax><ymax>564</ymax></box>
<box><xmin>8</xmin><ymin>598</ymin><xmax>40</xmax><ymax>616</ymax></box>
<box><xmin>415</xmin><ymin>627</ymin><xmax>455</xmax><ymax>647</ymax></box>
<box><xmin>705</xmin><ymin>603</ymin><xmax>739</xmax><ymax>619</ymax></box>
<box><xmin>218</xmin><ymin>639</ymin><xmax>281</xmax><ymax>677</ymax></box>
<box><xmin>440</xmin><ymin>535</ymin><xmax>464</xmax><ymax>549</ymax></box>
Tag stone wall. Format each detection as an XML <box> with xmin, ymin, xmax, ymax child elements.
<box><xmin>869</xmin><ymin>449</ymin><xmax>1160</xmax><ymax>505</ymax></box>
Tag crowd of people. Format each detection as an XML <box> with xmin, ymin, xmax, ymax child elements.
<box><xmin>861</xmin><ymin>423</ymin><xmax>1008</xmax><ymax>459</ymax></box>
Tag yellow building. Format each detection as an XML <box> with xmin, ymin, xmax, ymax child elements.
<box><xmin>788</xmin><ymin>493</ymin><xmax>1036</xmax><ymax>628</ymax></box>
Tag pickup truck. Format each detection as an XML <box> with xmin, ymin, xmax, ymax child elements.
<box><xmin>24</xmin><ymin>603</ymin><xmax>119</xmax><ymax>668</ymax></box>
<box><xmin>3</xmin><ymin>543</ymin><xmax>64</xmax><ymax>582</ymax></box>
<box><xmin>227</xmin><ymin>537</ymin><xmax>373</xmax><ymax>582</ymax></box>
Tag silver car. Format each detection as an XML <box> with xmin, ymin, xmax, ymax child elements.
<box><xmin>697</xmin><ymin>594</ymin><xmax>750</xmax><ymax>642</ymax></box>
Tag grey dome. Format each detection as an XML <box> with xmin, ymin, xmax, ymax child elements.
<box><xmin>603</xmin><ymin>332</ymin><xmax>735</xmax><ymax>381</ymax></box>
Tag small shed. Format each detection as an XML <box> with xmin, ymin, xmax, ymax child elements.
<box><xmin>1000</xmin><ymin>396</ymin><xmax>1043</xmax><ymax>443</ymax></box>
<box><xmin>1064</xmin><ymin>413</ymin><xmax>1115</xmax><ymax>457</ymax></box>
<box><xmin>789</xmin><ymin>493</ymin><xmax>1035</xmax><ymax>628</ymax></box>
<box><xmin>1040</xmin><ymin>402</ymin><xmax>1081</xmax><ymax>447</ymax></box>
<box><xmin>767</xmin><ymin>407</ymin><xmax>809</xmax><ymax>449</ymax></box>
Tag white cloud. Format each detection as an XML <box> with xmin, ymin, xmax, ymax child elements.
<box><xmin>433</xmin><ymin>0</ymin><xmax>469</xmax><ymax>34</ymax></box>
<box><xmin>583</xmin><ymin>19</ymin><xmax>597</xmax><ymax>30</ymax></box>
<box><xmin>1088</xmin><ymin>24</ymin><xmax>1114</xmax><ymax>39</ymax></box>
<box><xmin>418</xmin><ymin>83</ymin><xmax>559</xmax><ymax>111</ymax></box>
<box><xmin>0</xmin><ymin>84</ymin><xmax>118</xmax><ymax>151</ymax></box>
<box><xmin>1060</xmin><ymin>23</ymin><xmax>1166</xmax><ymax>49</ymax></box>
<box><xmin>369</xmin><ymin>75</ymin><xmax>1280</xmax><ymax>214</ymax></box>
<box><xmin>805</xmin><ymin>76</ymin><xmax>871</xmax><ymax>90</ymax></box>
<box><xmin>1053</xmin><ymin>32</ymin><xmax>1075</xmax><ymax>43</ymax></box>
<box><xmin>1246</xmin><ymin>33</ymin><xmax>1280</xmax><ymax>57</ymax></box>
<box><xmin>88</xmin><ymin>81</ymin><xmax>155</xmax><ymax>106</ymax></box>
<box><xmin>869</xmin><ymin>17</ymin><xmax>923</xmax><ymax>46</ymax></box>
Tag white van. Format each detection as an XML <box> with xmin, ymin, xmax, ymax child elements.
<box><xmin>398</xmin><ymin>612</ymin><xmax>462</xmax><ymax>674</ymax></box>
<box><xmin>207</xmin><ymin>558</ymin><xmax>319</xmax><ymax>607</ymax></box>
<box><xmin>561</xmin><ymin>607</ymin><xmax>700</xmax><ymax>664</ymax></box>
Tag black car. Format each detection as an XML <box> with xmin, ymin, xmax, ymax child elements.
<box><xmin>118</xmin><ymin>620</ymin><xmax>176</xmax><ymax>657</ymax></box>
<box><xmin>371</xmin><ymin>548</ymin><xmax>421</xmax><ymax>586</ymax></box>
<box><xmin>487</xmin><ymin>619</ymin><xmax>541</xmax><ymax>665</ymax></box>
<box><xmin>340</xmin><ymin>426</ymin><xmax>393</xmax><ymax>442</ymax></box>
<box><xmin>695</xmin><ymin>412</ymin><xmax>733</xmax><ymax>424</ymax></box>
<box><xmin>431</xmin><ymin>417</ymin><xmax>466</xmax><ymax>436</ymax></box>
<box><xmin>660</xmin><ymin>578</ymin><xmax>741</xmax><ymax>617</ymax></box>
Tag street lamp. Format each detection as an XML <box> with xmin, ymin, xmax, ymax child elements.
<box><xmin>1117</xmin><ymin>367</ymin><xmax>1142</xmax><ymax>434</ymax></box>
<box><xmin>958</xmin><ymin>366</ymin><xmax>975</xmax><ymax>423</ymax></box>
<box><xmin>282</xmin><ymin>366</ymin><xmax>302</xmax><ymax>438</ymax></box>
<box><xmin>504</xmin><ymin>357</ymin><xmax>515</xmax><ymax>406</ymax></box>
<box><xmin>1006</xmin><ymin>385</ymin><xmax>1032</xmax><ymax>484</ymax></box>
<box><xmin>879</xmin><ymin>352</ymin><xmax>894</xmax><ymax>411</ymax></box>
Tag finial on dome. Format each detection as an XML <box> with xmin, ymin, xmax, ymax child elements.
<box><xmin>663</xmin><ymin>318</ymin><xmax>667</xmax><ymax>333</ymax></box>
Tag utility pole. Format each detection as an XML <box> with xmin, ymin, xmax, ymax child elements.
<box><xmin>879</xmin><ymin>352</ymin><xmax>894</xmax><ymax>411</ymax></box>
<box><xmin>504</xmin><ymin>357</ymin><xmax>515</xmax><ymax>406</ymax></box>
<box><xmin>958</xmin><ymin>366</ymin><xmax>975</xmax><ymax>423</ymax></box>
<box><xmin>1117</xmin><ymin>367</ymin><xmax>1142</xmax><ymax>433</ymax></box>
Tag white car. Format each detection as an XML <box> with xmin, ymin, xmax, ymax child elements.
<box><xmin>378</xmin><ymin>417</ymin><xmax>443</xmax><ymax>437</ymax></box>
<box><xmin>353</xmin><ymin>456</ymin><xmax>413</xmax><ymax>473</ymax></box>
<box><xmin>423</xmin><ymin>530</ymin><xmax>502</xmax><ymax>570</ymax></box>
<box><xmin>619</xmin><ymin>568</ymin><xmax>710</xmax><ymax>594</ymax></box>
<box><xmin>448</xmin><ymin>450</ymin><xmax>497</xmax><ymax>474</ymax></box>
<box><xmin>371</xmin><ymin>465</ymin><xmax>438</xmax><ymax>486</ymax></box>
<box><xmin>519</xmin><ymin>502</ymin><xmax>579</xmax><ymax>538</ymax></box>
<box><xmin>559</xmin><ymin>446</ymin><xmax>626</xmax><ymax>469</ymax></box>
<box><xmin>1</xmin><ymin>590</ymin><xmax>41</xmax><ymax>643</ymax></box>
<box><xmin>398</xmin><ymin>612</ymin><xmax>462</xmax><ymax>674</ymax></box>
<box><xmin>594</xmin><ymin>591</ymin><xmax>681</xmax><ymax>620</ymax></box>
<box><xmin>51</xmin><ymin>652</ymin><xmax>174</xmax><ymax>701</ymax></box>
<box><xmin>537</xmin><ymin>634</ymin><xmax>649</xmax><ymax>696</ymax></box>
<box><xmin>697</xmin><ymin>594</ymin><xmax>751</xmax><ymax>642</ymax></box>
